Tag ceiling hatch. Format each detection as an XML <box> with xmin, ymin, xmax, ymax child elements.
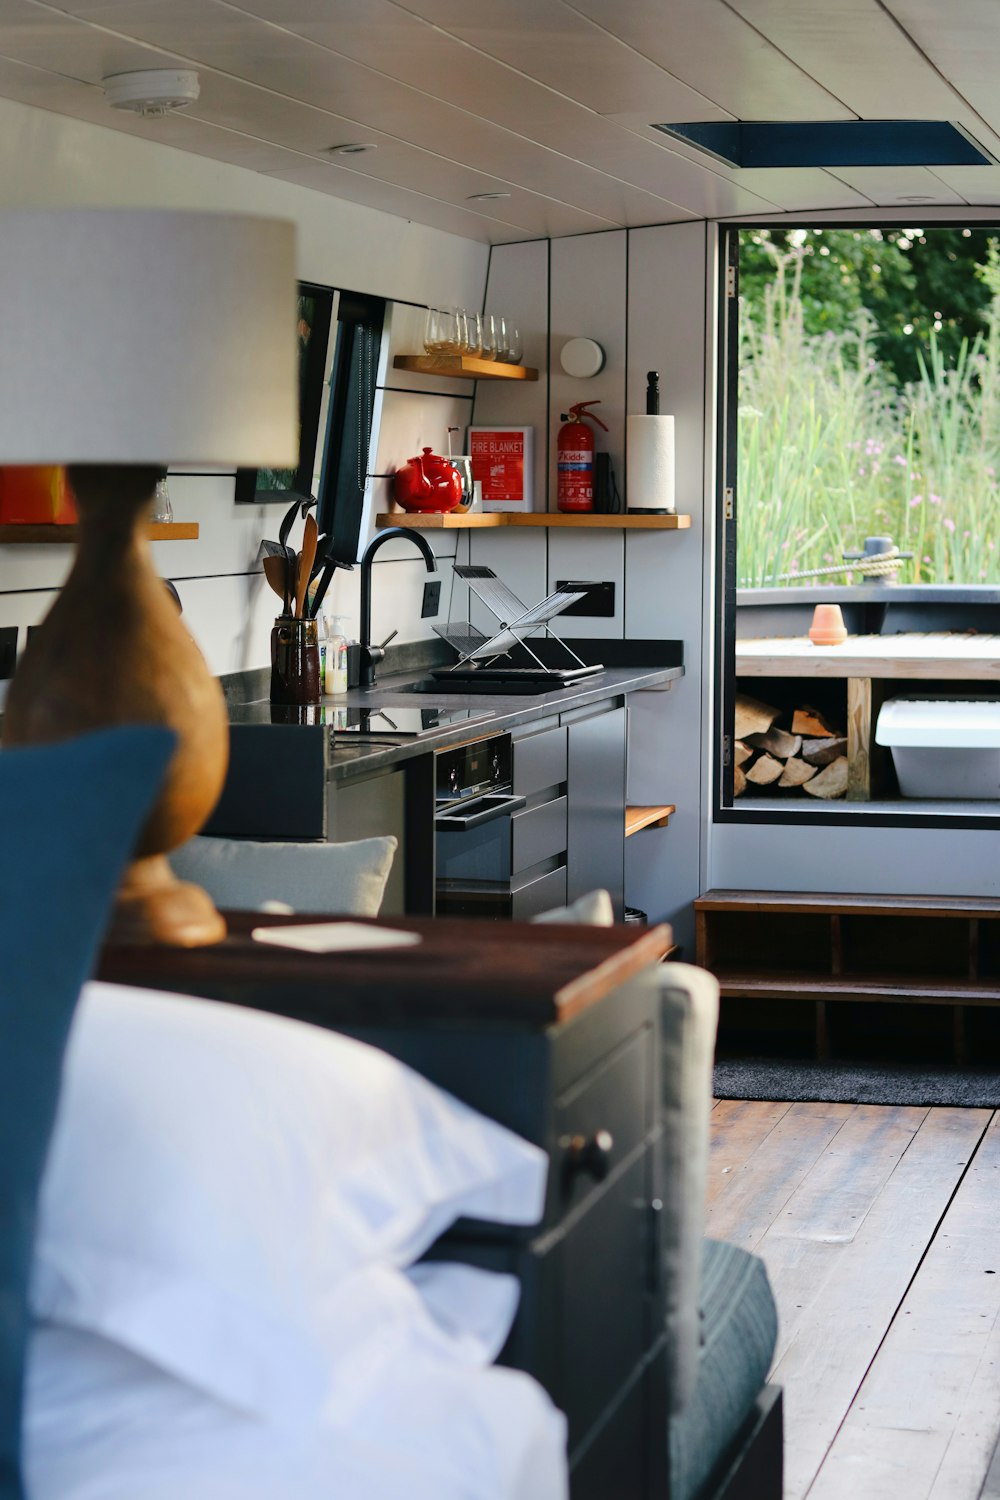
<box><xmin>651</xmin><ymin>120</ymin><xmax>995</xmax><ymax>169</ymax></box>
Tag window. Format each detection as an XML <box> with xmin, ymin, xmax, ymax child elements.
<box><xmin>316</xmin><ymin>290</ymin><xmax>385</xmax><ymax>567</ymax></box>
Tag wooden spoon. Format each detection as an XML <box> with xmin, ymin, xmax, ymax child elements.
<box><xmin>262</xmin><ymin>554</ymin><xmax>289</xmax><ymax>607</ymax></box>
<box><xmin>295</xmin><ymin>513</ymin><xmax>319</xmax><ymax>619</ymax></box>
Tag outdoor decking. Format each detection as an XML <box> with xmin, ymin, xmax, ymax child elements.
<box><xmin>709</xmin><ymin>1099</ymin><xmax>1000</xmax><ymax>1500</ymax></box>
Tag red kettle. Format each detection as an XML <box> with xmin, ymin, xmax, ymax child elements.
<box><xmin>392</xmin><ymin>446</ymin><xmax>463</xmax><ymax>513</ymax></box>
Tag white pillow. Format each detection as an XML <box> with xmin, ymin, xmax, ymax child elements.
<box><xmin>168</xmin><ymin>834</ymin><xmax>397</xmax><ymax>915</ymax></box>
<box><xmin>32</xmin><ymin>982</ymin><xmax>547</xmax><ymax>1422</ymax></box>
<box><xmin>531</xmin><ymin>888</ymin><xmax>614</xmax><ymax>926</ymax></box>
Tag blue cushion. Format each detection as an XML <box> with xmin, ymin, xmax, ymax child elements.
<box><xmin>0</xmin><ymin>726</ymin><xmax>174</xmax><ymax>1500</ymax></box>
<box><xmin>668</xmin><ymin>1238</ymin><xmax>778</xmax><ymax>1500</ymax></box>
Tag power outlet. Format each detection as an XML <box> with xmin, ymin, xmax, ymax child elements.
<box><xmin>556</xmin><ymin>580</ymin><xmax>615</xmax><ymax>618</ymax></box>
<box><xmin>421</xmin><ymin>579</ymin><xmax>442</xmax><ymax>618</ymax></box>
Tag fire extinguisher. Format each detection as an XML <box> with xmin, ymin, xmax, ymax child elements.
<box><xmin>557</xmin><ymin>400</ymin><xmax>608</xmax><ymax>513</ymax></box>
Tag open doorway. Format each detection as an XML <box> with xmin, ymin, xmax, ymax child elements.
<box><xmin>719</xmin><ymin>222</ymin><xmax>1000</xmax><ymax>825</ymax></box>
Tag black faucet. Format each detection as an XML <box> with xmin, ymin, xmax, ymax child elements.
<box><xmin>358</xmin><ymin>526</ymin><xmax>437</xmax><ymax>687</ymax></box>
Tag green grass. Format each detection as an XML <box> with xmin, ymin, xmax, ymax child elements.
<box><xmin>738</xmin><ymin>245</ymin><xmax>1000</xmax><ymax>587</ymax></box>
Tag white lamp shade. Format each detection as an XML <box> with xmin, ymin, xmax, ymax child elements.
<box><xmin>0</xmin><ymin>209</ymin><xmax>298</xmax><ymax>467</ymax></box>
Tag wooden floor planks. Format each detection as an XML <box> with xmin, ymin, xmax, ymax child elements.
<box><xmin>709</xmin><ymin>1100</ymin><xmax>999</xmax><ymax>1500</ymax></box>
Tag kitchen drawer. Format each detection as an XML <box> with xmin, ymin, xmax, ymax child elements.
<box><xmin>511</xmin><ymin>795</ymin><xmax>567</xmax><ymax>875</ymax></box>
<box><xmin>438</xmin><ymin>794</ymin><xmax>566</xmax><ymax>883</ymax></box>
<box><xmin>511</xmin><ymin>865</ymin><xmax>567</xmax><ymax>920</ymax></box>
<box><xmin>553</xmin><ymin>1025</ymin><xmax>652</xmax><ymax>1218</ymax></box>
<box><xmin>513</xmin><ymin>726</ymin><xmax>568</xmax><ymax>798</ymax></box>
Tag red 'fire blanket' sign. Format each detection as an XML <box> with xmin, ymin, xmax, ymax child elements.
<box><xmin>469</xmin><ymin>426</ymin><xmax>533</xmax><ymax>511</ymax></box>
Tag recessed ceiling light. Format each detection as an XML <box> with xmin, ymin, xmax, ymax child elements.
<box><xmin>102</xmin><ymin>69</ymin><xmax>200</xmax><ymax>118</ymax></box>
<box><xmin>327</xmin><ymin>142</ymin><xmax>378</xmax><ymax>155</ymax></box>
<box><xmin>896</xmin><ymin>194</ymin><xmax>936</xmax><ymax>203</ymax></box>
<box><xmin>467</xmin><ymin>191</ymin><xmax>511</xmax><ymax>202</ymax></box>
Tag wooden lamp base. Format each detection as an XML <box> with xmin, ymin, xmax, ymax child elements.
<box><xmin>2</xmin><ymin>464</ymin><xmax>230</xmax><ymax>947</ymax></box>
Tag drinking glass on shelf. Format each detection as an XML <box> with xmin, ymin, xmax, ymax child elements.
<box><xmin>503</xmin><ymin>324</ymin><xmax>523</xmax><ymax>364</ymax></box>
<box><xmin>439</xmin><ymin>307</ymin><xmax>462</xmax><ymax>354</ymax></box>
<box><xmin>424</xmin><ymin>306</ymin><xmax>447</xmax><ymax>353</ymax></box>
<box><xmin>480</xmin><ymin>312</ymin><xmax>499</xmax><ymax>361</ymax></box>
<box><xmin>463</xmin><ymin>310</ymin><xmax>484</xmax><ymax>357</ymax></box>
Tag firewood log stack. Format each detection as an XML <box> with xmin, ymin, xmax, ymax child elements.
<box><xmin>734</xmin><ymin>694</ymin><xmax>848</xmax><ymax>798</ymax></box>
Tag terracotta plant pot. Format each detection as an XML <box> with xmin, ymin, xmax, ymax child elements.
<box><xmin>808</xmin><ymin>603</ymin><xmax>848</xmax><ymax>646</ymax></box>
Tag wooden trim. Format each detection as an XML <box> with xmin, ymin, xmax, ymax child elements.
<box><xmin>393</xmin><ymin>354</ymin><xmax>538</xmax><ymax>381</ymax></box>
<box><xmin>696</xmin><ymin>890</ymin><xmax>1000</xmax><ymax>918</ymax></box>
<box><xmin>375</xmin><ymin>512</ymin><xmax>691</xmax><ymax>530</ymax></box>
<box><xmin>625</xmin><ymin>804</ymin><xmax>676</xmax><ymax>836</ymax></box>
<box><xmin>0</xmin><ymin>521</ymin><xmax>199</xmax><ymax>543</ymax></box>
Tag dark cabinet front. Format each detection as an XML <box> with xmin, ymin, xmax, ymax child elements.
<box><xmin>566</xmin><ymin>706</ymin><xmax>627</xmax><ymax>920</ymax></box>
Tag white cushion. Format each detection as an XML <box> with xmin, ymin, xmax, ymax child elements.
<box><xmin>168</xmin><ymin>834</ymin><xmax>397</xmax><ymax>915</ymax></box>
<box><xmin>31</xmin><ymin>981</ymin><xmax>547</xmax><ymax>1422</ymax></box>
<box><xmin>658</xmin><ymin>963</ymin><xmax>719</xmax><ymax>1414</ymax></box>
<box><xmin>531</xmin><ymin>889</ymin><xmax>614</xmax><ymax>926</ymax></box>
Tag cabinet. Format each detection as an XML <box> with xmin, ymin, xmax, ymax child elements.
<box><xmin>97</xmin><ymin>914</ymin><xmax>673</xmax><ymax>1500</ymax></box>
<box><xmin>566</xmin><ymin>706</ymin><xmax>627</xmax><ymax>920</ymax></box>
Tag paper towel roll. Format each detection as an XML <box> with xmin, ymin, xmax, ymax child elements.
<box><xmin>626</xmin><ymin>414</ymin><xmax>675</xmax><ymax>513</ymax></box>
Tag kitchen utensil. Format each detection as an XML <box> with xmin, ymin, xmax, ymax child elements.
<box><xmin>392</xmin><ymin>447</ymin><xmax>463</xmax><ymax>513</ymax></box>
<box><xmin>295</xmin><ymin>512</ymin><xmax>319</xmax><ymax>619</ymax></box>
<box><xmin>309</xmin><ymin>555</ymin><xmax>354</xmax><ymax>619</ymax></box>
<box><xmin>262</xmin><ymin>554</ymin><xmax>288</xmax><ymax>603</ymax></box>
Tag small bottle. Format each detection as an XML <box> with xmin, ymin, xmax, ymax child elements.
<box><xmin>324</xmin><ymin>614</ymin><xmax>348</xmax><ymax>695</ymax></box>
<box><xmin>151</xmin><ymin>476</ymin><xmax>173</xmax><ymax>523</ymax></box>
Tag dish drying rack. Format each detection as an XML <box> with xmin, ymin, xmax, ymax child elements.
<box><xmin>433</xmin><ymin>565</ymin><xmax>604</xmax><ymax>684</ymax></box>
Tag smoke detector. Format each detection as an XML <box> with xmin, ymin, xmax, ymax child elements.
<box><xmin>102</xmin><ymin>69</ymin><xmax>200</xmax><ymax>118</ymax></box>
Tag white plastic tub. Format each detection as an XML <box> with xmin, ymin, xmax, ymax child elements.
<box><xmin>875</xmin><ymin>698</ymin><xmax>1000</xmax><ymax>798</ymax></box>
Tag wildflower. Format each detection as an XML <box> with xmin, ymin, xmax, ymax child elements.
<box><xmin>943</xmin><ymin>517</ymin><xmax>956</xmax><ymax>532</ymax></box>
<box><xmin>964</xmin><ymin>530</ymin><xmax>971</xmax><ymax>538</ymax></box>
<box><xmin>893</xmin><ymin>455</ymin><xmax>908</xmax><ymax>467</ymax></box>
<box><xmin>909</xmin><ymin>495</ymin><xmax>923</xmax><ymax>508</ymax></box>
<box><xmin>929</xmin><ymin>494</ymin><xmax>942</xmax><ymax>505</ymax></box>
<box><xmin>923</xmin><ymin>556</ymin><xmax>931</xmax><ymax>564</ymax></box>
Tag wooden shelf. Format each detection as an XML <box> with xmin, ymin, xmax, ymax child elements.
<box><xmin>393</xmin><ymin>353</ymin><xmax>538</xmax><ymax>381</ymax></box>
<box><xmin>376</xmin><ymin>512</ymin><xmax>691</xmax><ymax>531</ymax></box>
<box><xmin>625</xmin><ymin>804</ymin><xmax>676</xmax><ymax>836</ymax></box>
<box><xmin>0</xmin><ymin>522</ymin><xmax>199</xmax><ymax>544</ymax></box>
<box><xmin>696</xmin><ymin>889</ymin><xmax>1000</xmax><ymax>1064</ymax></box>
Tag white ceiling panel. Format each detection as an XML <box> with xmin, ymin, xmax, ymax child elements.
<box><xmin>0</xmin><ymin>0</ymin><xmax>997</xmax><ymax>238</ymax></box>
<box><xmin>564</xmin><ymin>0</ymin><xmax>854</xmax><ymax>120</ymax></box>
<box><xmin>388</xmin><ymin>0</ymin><xmax>726</xmax><ymax>118</ymax></box>
<box><xmin>826</xmin><ymin>165</ymin><xmax>967</xmax><ymax>207</ymax></box>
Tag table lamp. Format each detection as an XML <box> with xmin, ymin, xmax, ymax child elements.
<box><xmin>0</xmin><ymin>209</ymin><xmax>297</xmax><ymax>946</ymax></box>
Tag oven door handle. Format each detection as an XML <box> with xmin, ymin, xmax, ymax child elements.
<box><xmin>435</xmin><ymin>793</ymin><xmax>526</xmax><ymax>831</ymax></box>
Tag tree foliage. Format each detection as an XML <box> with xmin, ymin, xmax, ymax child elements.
<box><xmin>739</xmin><ymin>227</ymin><xmax>997</xmax><ymax>385</ymax></box>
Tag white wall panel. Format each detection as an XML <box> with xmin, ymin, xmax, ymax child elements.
<box><xmin>464</xmin><ymin>528</ymin><xmax>547</xmax><ymax>642</ymax></box>
<box><xmin>473</xmin><ymin>240</ymin><xmax>551</xmax><ymax>513</ymax></box>
<box><xmin>709</xmin><ymin>821</ymin><xmax>1000</xmax><ymax>900</ymax></box>
<box><xmin>549</xmin><ymin>232</ymin><xmax>627</xmax><ymax>515</ymax></box>
<box><xmin>546</xmin><ymin>528</ymin><xmax>623</xmax><ymax>640</ymax></box>
<box><xmin>622</xmin><ymin>221</ymin><xmax>712</xmax><ymax>939</ymax></box>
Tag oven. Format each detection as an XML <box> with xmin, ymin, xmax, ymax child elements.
<box><xmin>434</xmin><ymin>732</ymin><xmax>569</xmax><ymax>920</ymax></box>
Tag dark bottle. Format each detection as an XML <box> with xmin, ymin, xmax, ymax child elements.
<box><xmin>646</xmin><ymin>371</ymin><xmax>660</xmax><ymax>416</ymax></box>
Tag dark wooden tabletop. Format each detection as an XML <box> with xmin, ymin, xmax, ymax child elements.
<box><xmin>97</xmin><ymin>913</ymin><xmax>673</xmax><ymax>1028</ymax></box>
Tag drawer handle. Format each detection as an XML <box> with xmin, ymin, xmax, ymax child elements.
<box><xmin>563</xmin><ymin>1129</ymin><xmax>614</xmax><ymax>1183</ymax></box>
